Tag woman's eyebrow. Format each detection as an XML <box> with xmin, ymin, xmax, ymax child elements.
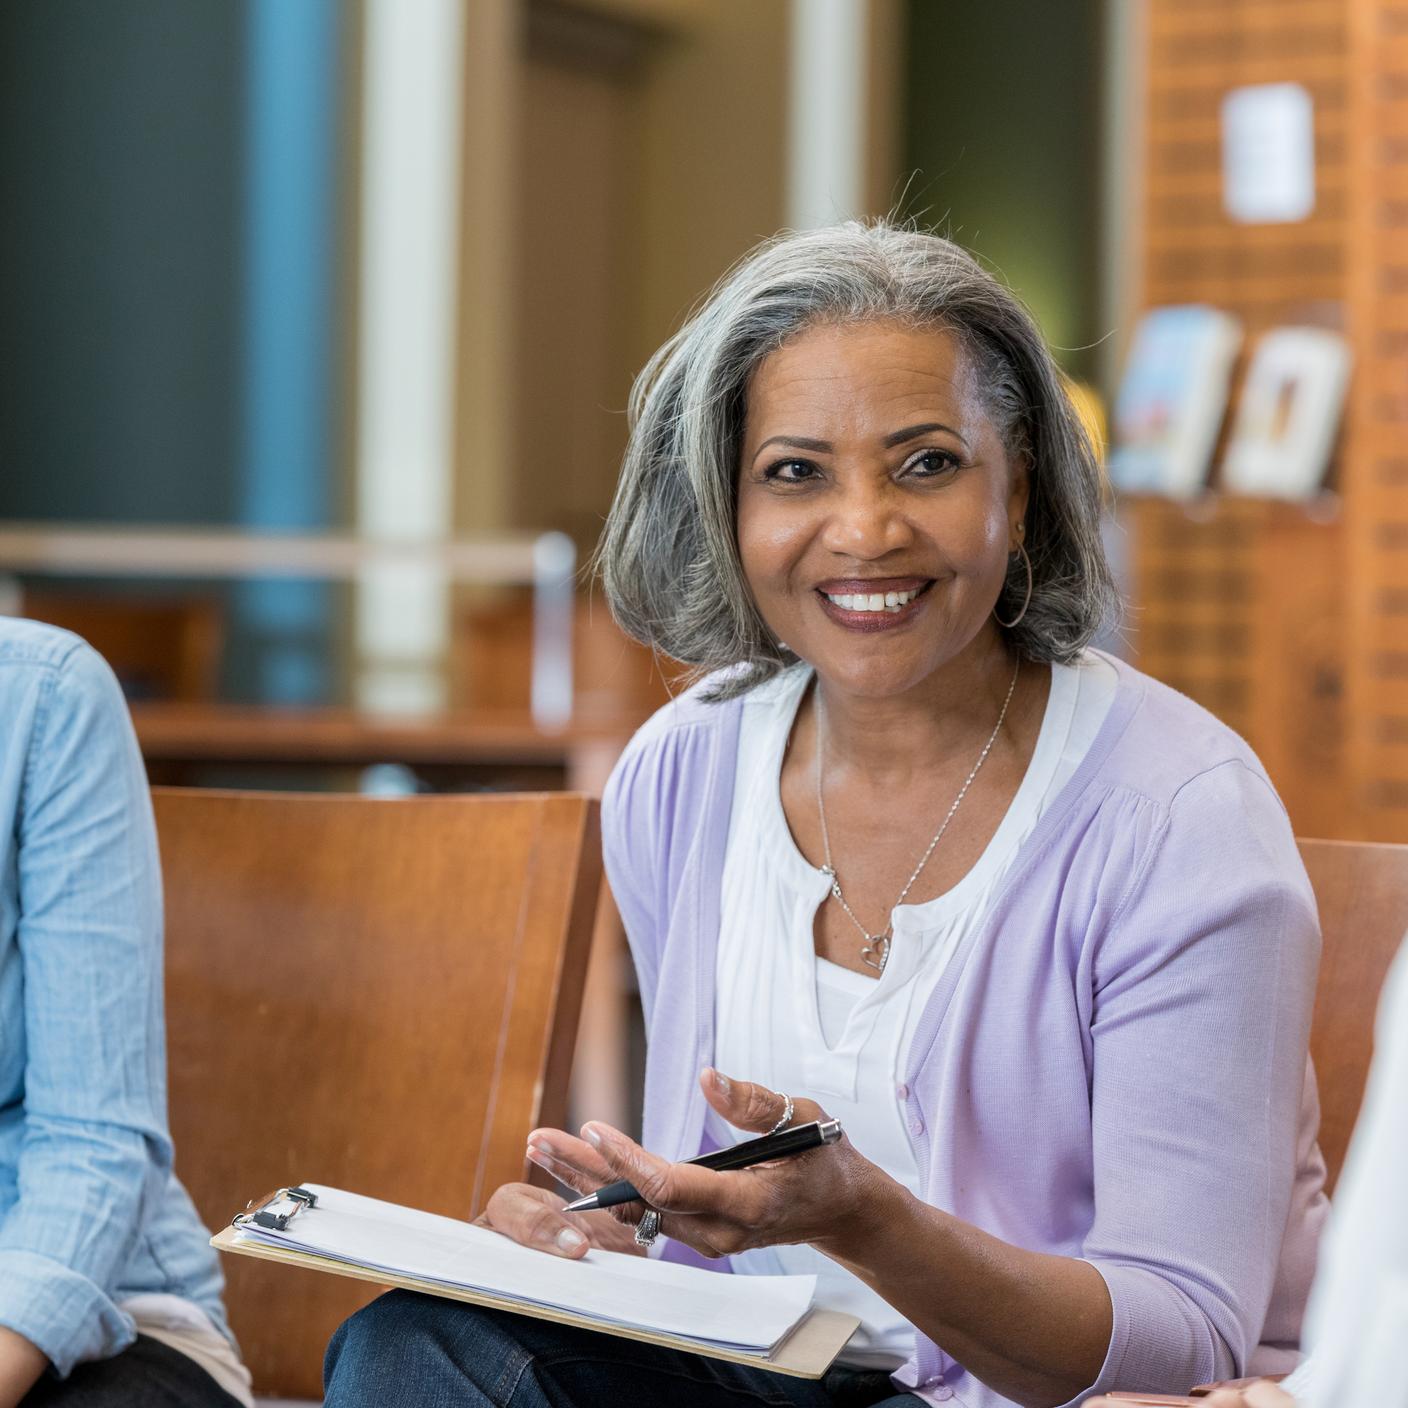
<box><xmin>752</xmin><ymin>422</ymin><xmax>969</xmax><ymax>460</ymax></box>
<box><xmin>884</xmin><ymin>421</ymin><xmax>968</xmax><ymax>449</ymax></box>
<box><xmin>753</xmin><ymin>434</ymin><xmax>832</xmax><ymax>458</ymax></box>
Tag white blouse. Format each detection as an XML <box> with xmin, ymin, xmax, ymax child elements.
<box><xmin>709</xmin><ymin>653</ymin><xmax>1117</xmax><ymax>1367</ymax></box>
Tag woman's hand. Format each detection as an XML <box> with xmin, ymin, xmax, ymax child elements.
<box><xmin>523</xmin><ymin>1067</ymin><xmax>889</xmax><ymax>1261</ymax></box>
<box><xmin>480</xmin><ymin>1092</ymin><xmax>669</xmax><ymax>1258</ymax></box>
<box><xmin>1197</xmin><ymin>1388</ymin><xmax>1295</xmax><ymax>1408</ymax></box>
<box><xmin>477</xmin><ymin>1181</ymin><xmax>644</xmax><ymax>1259</ymax></box>
<box><xmin>1083</xmin><ymin>1383</ymin><xmax>1295</xmax><ymax>1408</ymax></box>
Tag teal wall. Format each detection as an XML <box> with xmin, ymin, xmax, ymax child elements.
<box><xmin>0</xmin><ymin>0</ymin><xmax>347</xmax><ymax>704</ymax></box>
<box><xmin>902</xmin><ymin>0</ymin><xmax>1103</xmax><ymax>382</ymax></box>
<box><xmin>0</xmin><ymin>0</ymin><xmax>245</xmax><ymax>523</ymax></box>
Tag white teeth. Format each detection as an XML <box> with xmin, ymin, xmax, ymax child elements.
<box><xmin>824</xmin><ymin>586</ymin><xmax>923</xmax><ymax>614</ymax></box>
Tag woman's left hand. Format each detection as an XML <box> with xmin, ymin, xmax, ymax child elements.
<box><xmin>525</xmin><ymin>1067</ymin><xmax>889</xmax><ymax>1260</ymax></box>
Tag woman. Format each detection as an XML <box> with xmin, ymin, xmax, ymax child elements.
<box><xmin>0</xmin><ymin>619</ymin><xmax>250</xmax><ymax>1407</ymax></box>
<box><xmin>324</xmin><ymin>222</ymin><xmax>1325</xmax><ymax>1407</ymax></box>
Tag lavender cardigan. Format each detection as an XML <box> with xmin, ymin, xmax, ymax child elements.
<box><xmin>601</xmin><ymin>657</ymin><xmax>1326</xmax><ymax>1407</ymax></box>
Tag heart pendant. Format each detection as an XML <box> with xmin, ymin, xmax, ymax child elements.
<box><xmin>860</xmin><ymin>933</ymin><xmax>891</xmax><ymax>973</ymax></box>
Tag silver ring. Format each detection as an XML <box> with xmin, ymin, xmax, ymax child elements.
<box><xmin>766</xmin><ymin>1092</ymin><xmax>794</xmax><ymax>1137</ymax></box>
<box><xmin>633</xmin><ymin>1208</ymin><xmax>661</xmax><ymax>1248</ymax></box>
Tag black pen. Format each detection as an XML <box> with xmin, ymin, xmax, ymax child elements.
<box><xmin>563</xmin><ymin>1118</ymin><xmax>844</xmax><ymax>1212</ymax></box>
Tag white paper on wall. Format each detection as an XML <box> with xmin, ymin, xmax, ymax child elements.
<box><xmin>1221</xmin><ymin>82</ymin><xmax>1316</xmax><ymax>224</ymax></box>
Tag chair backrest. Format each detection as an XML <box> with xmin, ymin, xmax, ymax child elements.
<box><xmin>155</xmin><ymin>788</ymin><xmax>601</xmax><ymax>1399</ymax></box>
<box><xmin>1298</xmin><ymin>837</ymin><xmax>1408</xmax><ymax>1192</ymax></box>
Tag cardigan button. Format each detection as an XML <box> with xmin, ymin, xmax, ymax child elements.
<box><xmin>910</xmin><ymin>1114</ymin><xmax>925</xmax><ymax>1137</ymax></box>
<box><xmin>896</xmin><ymin>1082</ymin><xmax>909</xmax><ymax>1100</ymax></box>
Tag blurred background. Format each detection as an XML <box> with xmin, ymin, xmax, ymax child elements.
<box><xmin>3</xmin><ymin>0</ymin><xmax>1406</xmax><ymax>1118</ymax></box>
<box><xmin>0</xmin><ymin>0</ymin><xmax>1113</xmax><ymax>724</ymax></box>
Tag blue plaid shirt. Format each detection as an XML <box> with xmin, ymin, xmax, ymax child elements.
<box><xmin>0</xmin><ymin>619</ymin><xmax>229</xmax><ymax>1377</ymax></box>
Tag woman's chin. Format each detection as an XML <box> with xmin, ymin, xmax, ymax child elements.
<box><xmin>808</xmin><ymin>654</ymin><xmax>945</xmax><ymax>702</ymax></box>
<box><xmin>800</xmin><ymin>629</ymin><xmax>998</xmax><ymax>703</ymax></box>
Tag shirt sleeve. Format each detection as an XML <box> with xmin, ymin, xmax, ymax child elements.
<box><xmin>0</xmin><ymin>643</ymin><xmax>173</xmax><ymax>1377</ymax></box>
<box><xmin>1074</xmin><ymin>759</ymin><xmax>1321</xmax><ymax>1398</ymax></box>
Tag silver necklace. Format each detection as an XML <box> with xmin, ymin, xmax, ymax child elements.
<box><xmin>814</xmin><ymin>659</ymin><xmax>1021</xmax><ymax>974</ymax></box>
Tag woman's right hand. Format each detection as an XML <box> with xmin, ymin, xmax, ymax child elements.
<box><xmin>478</xmin><ymin>1182</ymin><xmax>645</xmax><ymax>1259</ymax></box>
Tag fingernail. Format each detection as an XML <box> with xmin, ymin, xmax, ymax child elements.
<box><xmin>583</xmin><ymin>1125</ymin><xmax>603</xmax><ymax>1149</ymax></box>
<box><xmin>528</xmin><ymin>1139</ymin><xmax>552</xmax><ymax>1158</ymax></box>
<box><xmin>712</xmin><ymin>1069</ymin><xmax>730</xmax><ymax>1094</ymax></box>
<box><xmin>556</xmin><ymin>1227</ymin><xmax>586</xmax><ymax>1252</ymax></box>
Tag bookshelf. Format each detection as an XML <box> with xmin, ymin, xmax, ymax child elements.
<box><xmin>1128</xmin><ymin>0</ymin><xmax>1408</xmax><ymax>840</ymax></box>
<box><xmin>1345</xmin><ymin>0</ymin><xmax>1408</xmax><ymax>836</ymax></box>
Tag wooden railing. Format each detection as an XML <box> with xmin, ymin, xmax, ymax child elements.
<box><xmin>0</xmin><ymin>521</ymin><xmax>577</xmax><ymax>727</ymax></box>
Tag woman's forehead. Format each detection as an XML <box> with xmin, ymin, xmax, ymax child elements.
<box><xmin>743</xmin><ymin>321</ymin><xmax>985</xmax><ymax>437</ymax></box>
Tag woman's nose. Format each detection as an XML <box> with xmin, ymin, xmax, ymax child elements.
<box><xmin>820</xmin><ymin>481</ymin><xmax>914</xmax><ymax>559</ymax></box>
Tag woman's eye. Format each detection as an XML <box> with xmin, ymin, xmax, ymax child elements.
<box><xmin>905</xmin><ymin>448</ymin><xmax>961</xmax><ymax>479</ymax></box>
<box><xmin>762</xmin><ymin>459</ymin><xmax>819</xmax><ymax>483</ymax></box>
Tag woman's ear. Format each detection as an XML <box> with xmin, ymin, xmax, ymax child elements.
<box><xmin>1008</xmin><ymin>450</ymin><xmax>1033</xmax><ymax>548</ymax></box>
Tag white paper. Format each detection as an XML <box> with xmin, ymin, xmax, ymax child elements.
<box><xmin>1221</xmin><ymin>83</ymin><xmax>1315</xmax><ymax>223</ymax></box>
<box><xmin>234</xmin><ymin>1184</ymin><xmax>815</xmax><ymax>1356</ymax></box>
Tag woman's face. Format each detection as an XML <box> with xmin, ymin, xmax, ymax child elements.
<box><xmin>736</xmin><ymin>320</ymin><xmax>1029</xmax><ymax>700</ymax></box>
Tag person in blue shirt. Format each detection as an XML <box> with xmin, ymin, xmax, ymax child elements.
<box><xmin>0</xmin><ymin>620</ymin><xmax>250</xmax><ymax>1407</ymax></box>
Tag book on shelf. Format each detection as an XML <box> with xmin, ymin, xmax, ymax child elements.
<box><xmin>1220</xmin><ymin>326</ymin><xmax>1350</xmax><ymax>500</ymax></box>
<box><xmin>1108</xmin><ymin>305</ymin><xmax>1243</xmax><ymax>499</ymax></box>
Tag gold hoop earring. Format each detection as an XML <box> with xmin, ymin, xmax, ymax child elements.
<box><xmin>995</xmin><ymin>543</ymin><xmax>1033</xmax><ymax>630</ymax></box>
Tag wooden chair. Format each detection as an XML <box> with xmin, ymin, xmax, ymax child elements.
<box><xmin>155</xmin><ymin>788</ymin><xmax>601</xmax><ymax>1400</ymax></box>
<box><xmin>1299</xmin><ymin>837</ymin><xmax>1408</xmax><ymax>1193</ymax></box>
<box><xmin>1113</xmin><ymin>836</ymin><xmax>1408</xmax><ymax>1402</ymax></box>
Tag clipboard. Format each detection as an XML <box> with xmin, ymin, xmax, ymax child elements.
<box><xmin>214</xmin><ymin>1186</ymin><xmax>860</xmax><ymax>1380</ymax></box>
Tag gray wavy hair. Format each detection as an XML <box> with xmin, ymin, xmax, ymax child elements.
<box><xmin>597</xmin><ymin>220</ymin><xmax>1119</xmax><ymax>700</ymax></box>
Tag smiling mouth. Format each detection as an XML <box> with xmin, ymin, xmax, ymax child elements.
<box><xmin>817</xmin><ymin>580</ymin><xmax>934</xmax><ymax>616</ymax></box>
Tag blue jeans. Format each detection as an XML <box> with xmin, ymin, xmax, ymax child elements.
<box><xmin>324</xmin><ymin>1290</ymin><xmax>922</xmax><ymax>1408</ymax></box>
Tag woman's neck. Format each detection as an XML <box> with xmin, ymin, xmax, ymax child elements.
<box><xmin>807</xmin><ymin>638</ymin><xmax>1026</xmax><ymax>786</ymax></box>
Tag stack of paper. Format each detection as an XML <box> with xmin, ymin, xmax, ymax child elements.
<box><xmin>229</xmin><ymin>1184</ymin><xmax>817</xmax><ymax>1359</ymax></box>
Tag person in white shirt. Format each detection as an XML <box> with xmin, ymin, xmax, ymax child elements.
<box><xmin>1086</xmin><ymin>937</ymin><xmax>1408</xmax><ymax>1407</ymax></box>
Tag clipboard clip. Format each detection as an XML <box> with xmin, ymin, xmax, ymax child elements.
<box><xmin>234</xmin><ymin>1185</ymin><xmax>319</xmax><ymax>1232</ymax></box>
